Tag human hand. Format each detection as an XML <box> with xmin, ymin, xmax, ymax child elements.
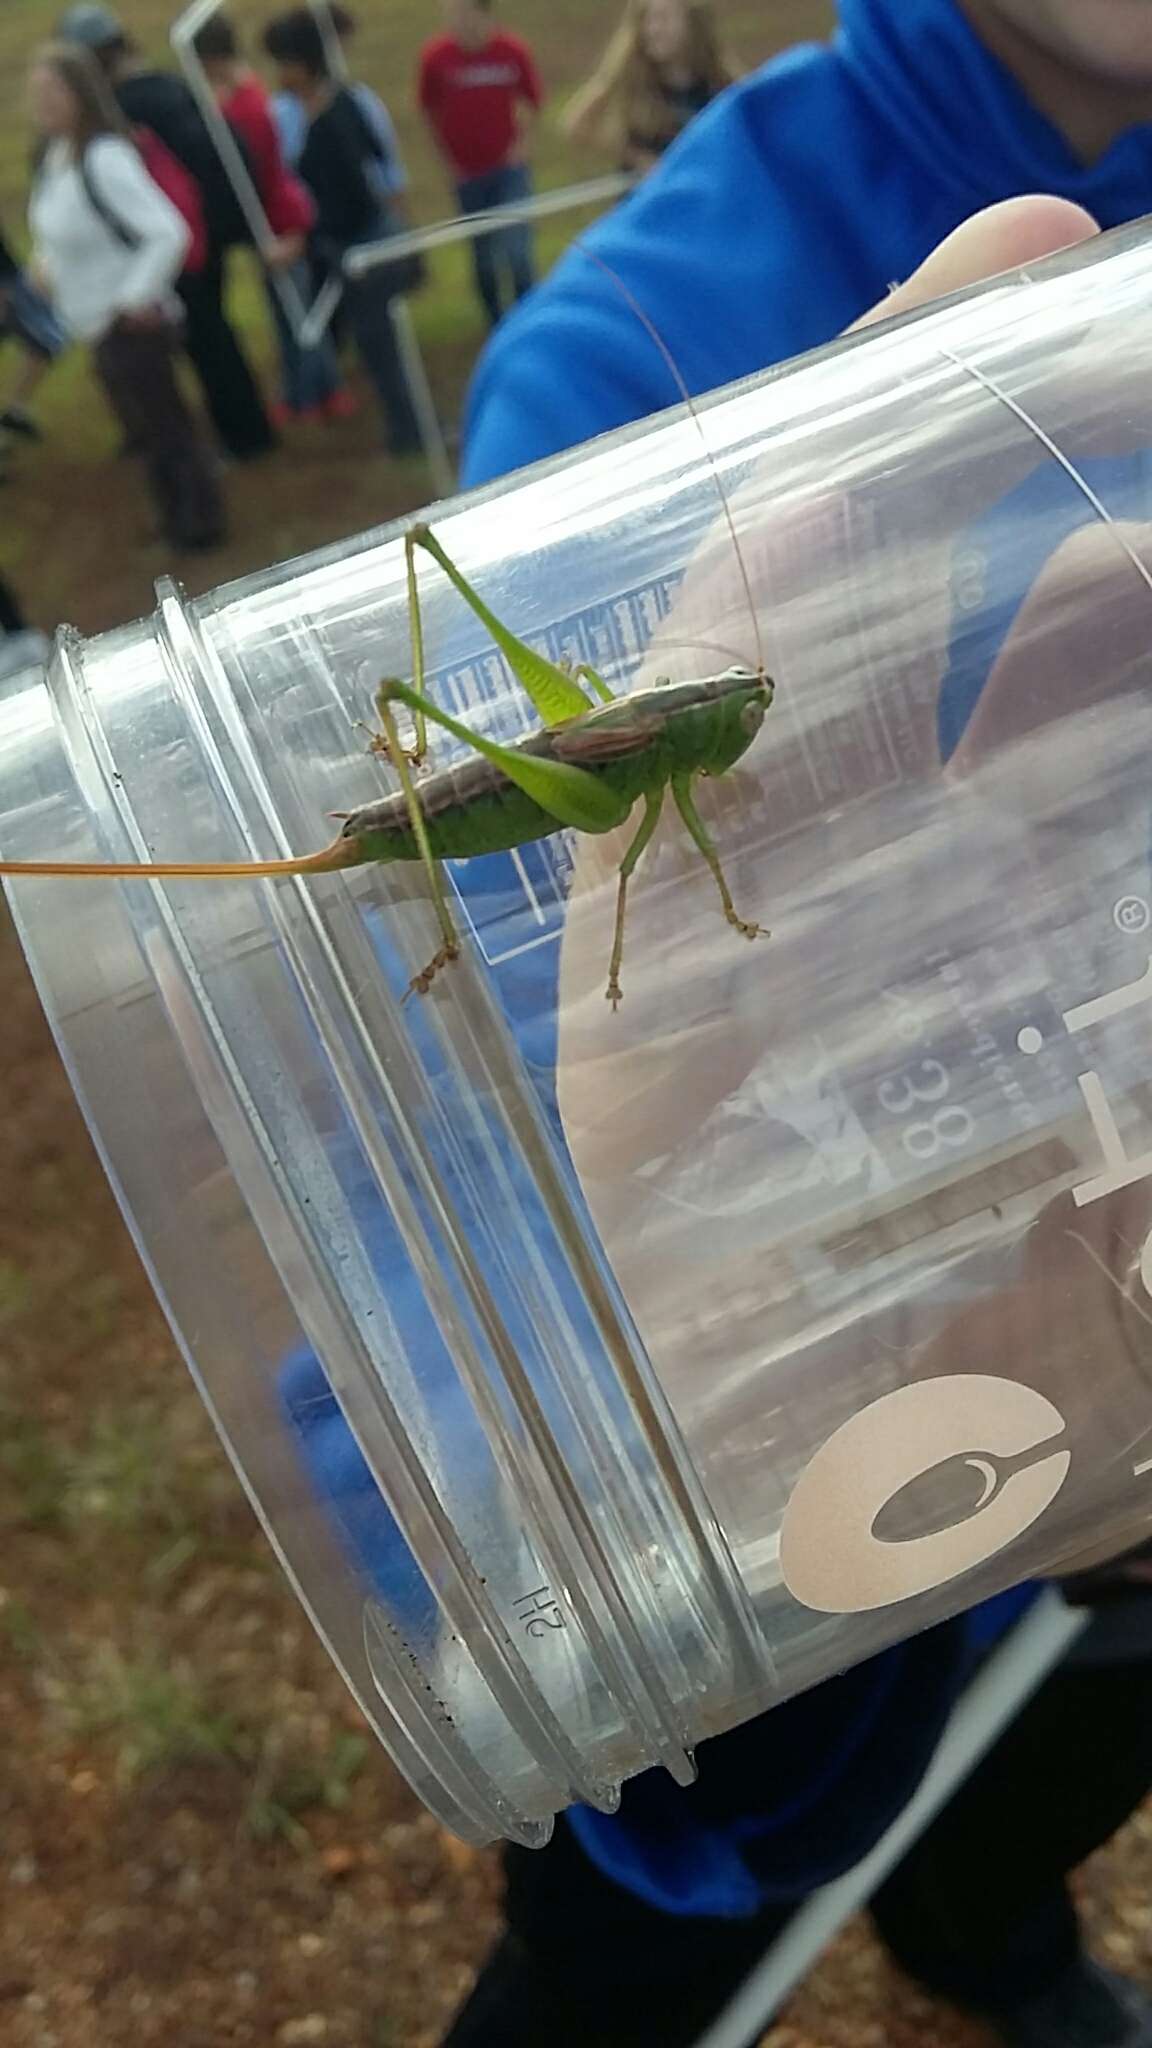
<box><xmin>116</xmin><ymin>303</ymin><xmax>169</xmax><ymax>332</ymax></box>
<box><xmin>264</xmin><ymin>232</ymin><xmax>304</xmax><ymax>271</ymax></box>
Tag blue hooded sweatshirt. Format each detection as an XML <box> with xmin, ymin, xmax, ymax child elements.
<box><xmin>283</xmin><ymin>0</ymin><xmax>1152</xmax><ymax>1929</ymax></box>
<box><xmin>462</xmin><ymin>0</ymin><xmax>1152</xmax><ymax>489</ymax></box>
<box><xmin>434</xmin><ymin>0</ymin><xmax>1152</xmax><ymax>1918</ymax></box>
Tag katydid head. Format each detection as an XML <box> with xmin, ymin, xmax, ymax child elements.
<box><xmin>700</xmin><ymin>666</ymin><xmax>774</xmax><ymax>774</ymax></box>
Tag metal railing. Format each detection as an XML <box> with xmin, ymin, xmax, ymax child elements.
<box><xmin>170</xmin><ymin>0</ymin><xmax>632</xmax><ymax>497</ymax></box>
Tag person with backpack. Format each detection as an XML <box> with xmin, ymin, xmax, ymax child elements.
<box><xmin>57</xmin><ymin>2</ymin><xmax>276</xmax><ymax>462</ymax></box>
<box><xmin>27</xmin><ymin>41</ymin><xmax>225</xmax><ymax>554</ymax></box>
<box><xmin>191</xmin><ymin>11</ymin><xmax>354</xmax><ymax>428</ymax></box>
<box><xmin>262</xmin><ymin>8</ymin><xmax>422</xmax><ymax>459</ymax></box>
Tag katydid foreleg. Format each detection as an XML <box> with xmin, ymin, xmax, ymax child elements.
<box><xmin>670</xmin><ymin>772</ymin><xmax>763</xmax><ymax>945</ymax></box>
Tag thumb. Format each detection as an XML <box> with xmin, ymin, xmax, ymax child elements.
<box><xmin>854</xmin><ymin>195</ymin><xmax>1100</xmax><ymax>330</ymax></box>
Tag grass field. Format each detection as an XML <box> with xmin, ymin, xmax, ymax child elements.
<box><xmin>5</xmin><ymin>6</ymin><xmax>1152</xmax><ymax>2048</ymax></box>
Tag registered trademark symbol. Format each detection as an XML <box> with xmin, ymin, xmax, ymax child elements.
<box><xmin>1113</xmin><ymin>895</ymin><xmax>1151</xmax><ymax>936</ymax></box>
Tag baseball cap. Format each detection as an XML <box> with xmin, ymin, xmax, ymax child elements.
<box><xmin>56</xmin><ymin>5</ymin><xmax>125</xmax><ymax>47</ymax></box>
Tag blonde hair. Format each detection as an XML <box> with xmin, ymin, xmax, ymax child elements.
<box><xmin>564</xmin><ymin>1</ymin><xmax>737</xmax><ymax>158</ymax></box>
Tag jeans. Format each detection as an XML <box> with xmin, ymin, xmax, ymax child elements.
<box><xmin>1</xmin><ymin>272</ymin><xmax>67</xmax><ymax>360</ymax></box>
<box><xmin>93</xmin><ymin>321</ymin><xmax>225</xmax><ymax>552</ymax></box>
<box><xmin>264</xmin><ymin>259</ymin><xmax>342</xmax><ymax>414</ymax></box>
<box><xmin>455</xmin><ymin>163</ymin><xmax>535</xmax><ymax>327</ymax></box>
<box><xmin>177</xmin><ymin>251</ymin><xmax>275</xmax><ymax>460</ymax></box>
<box><xmin>344</xmin><ymin>268</ymin><xmax>420</xmax><ymax>453</ymax></box>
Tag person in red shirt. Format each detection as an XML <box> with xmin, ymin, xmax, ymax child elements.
<box><xmin>192</xmin><ymin>12</ymin><xmax>354</xmax><ymax>423</ymax></box>
<box><xmin>417</xmin><ymin>0</ymin><xmax>542</xmax><ymax>326</ymax></box>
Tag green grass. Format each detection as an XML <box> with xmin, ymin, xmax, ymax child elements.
<box><xmin>245</xmin><ymin>1726</ymin><xmax>371</xmax><ymax>1844</ymax></box>
<box><xmin>0</xmin><ymin>1380</ymin><xmax>236</xmax><ymax>1561</ymax></box>
<box><xmin>59</xmin><ymin>1641</ymin><xmax>245</xmax><ymax>1781</ymax></box>
<box><xmin>48</xmin><ymin>1638</ymin><xmax>372</xmax><ymax>1836</ymax></box>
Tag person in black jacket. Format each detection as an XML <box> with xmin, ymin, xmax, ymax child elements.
<box><xmin>263</xmin><ymin>8</ymin><xmax>421</xmax><ymax>457</ymax></box>
<box><xmin>57</xmin><ymin>2</ymin><xmax>276</xmax><ymax>461</ymax></box>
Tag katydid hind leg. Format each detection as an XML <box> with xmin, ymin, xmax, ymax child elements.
<box><xmin>407</xmin><ymin>523</ymin><xmax>593</xmax><ymax>728</ymax></box>
<box><xmin>605</xmin><ymin>787</ymin><xmax>664</xmax><ymax>1010</ymax></box>
<box><xmin>374</xmin><ymin>678</ymin><xmax>631</xmax><ymax>836</ymax></box>
<box><xmin>670</xmin><ymin>773</ymin><xmax>764</xmax><ymax>945</ymax></box>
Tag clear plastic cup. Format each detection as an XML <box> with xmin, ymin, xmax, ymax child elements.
<box><xmin>5</xmin><ymin>217</ymin><xmax>1152</xmax><ymax>1846</ymax></box>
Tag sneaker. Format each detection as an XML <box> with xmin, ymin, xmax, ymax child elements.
<box><xmin>986</xmin><ymin>1959</ymin><xmax>1152</xmax><ymax>2048</ymax></box>
<box><xmin>0</xmin><ymin>406</ymin><xmax>42</xmax><ymax>441</ymax></box>
<box><xmin>322</xmin><ymin>386</ymin><xmax>358</xmax><ymax>421</ymax></box>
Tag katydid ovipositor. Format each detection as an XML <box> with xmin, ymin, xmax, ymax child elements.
<box><xmin>0</xmin><ymin>521</ymin><xmax>772</xmax><ymax>1007</ymax></box>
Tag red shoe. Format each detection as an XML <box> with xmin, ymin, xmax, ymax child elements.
<box><xmin>270</xmin><ymin>400</ymin><xmax>329</xmax><ymax>428</ymax></box>
<box><xmin>323</xmin><ymin>387</ymin><xmax>359</xmax><ymax>421</ymax></box>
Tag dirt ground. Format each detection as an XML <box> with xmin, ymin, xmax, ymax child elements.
<box><xmin>4</xmin><ymin>1</ymin><xmax>1152</xmax><ymax>2044</ymax></box>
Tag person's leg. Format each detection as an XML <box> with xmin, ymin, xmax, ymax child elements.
<box><xmin>2</xmin><ymin>346</ymin><xmax>51</xmax><ymax>424</ymax></box>
<box><xmin>872</xmin><ymin>1652</ymin><xmax>1152</xmax><ymax>2029</ymax></box>
<box><xmin>1</xmin><ymin>276</ymin><xmax>67</xmax><ymax>434</ymax></box>
<box><xmin>0</xmin><ymin>569</ymin><xmax>26</xmax><ymax>636</ymax></box>
<box><xmin>490</xmin><ymin>163</ymin><xmax>536</xmax><ymax>304</ymax></box>
<box><xmin>92</xmin><ymin>324</ymin><xmax>225</xmax><ymax>551</ymax></box>
<box><xmin>177</xmin><ymin>251</ymin><xmax>276</xmax><ymax>460</ymax></box>
<box><xmin>456</xmin><ymin>173</ymin><xmax>503</xmax><ymax>327</ymax></box>
<box><xmin>343</xmin><ymin>274</ymin><xmax>421</xmax><ymax>455</ymax></box>
<box><xmin>443</xmin><ymin>1817</ymin><xmax>790</xmax><ymax>2048</ymax></box>
<box><xmin>264</xmin><ymin>260</ymin><xmax>343</xmax><ymax>416</ymax></box>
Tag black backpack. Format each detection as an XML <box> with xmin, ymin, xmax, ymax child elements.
<box><xmin>115</xmin><ymin>69</ymin><xmax>256</xmax><ymax>250</ymax></box>
<box><xmin>339</xmin><ymin>86</ymin><xmax>425</xmax><ymax>297</ymax></box>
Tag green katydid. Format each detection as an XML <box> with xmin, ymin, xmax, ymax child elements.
<box><xmin>0</xmin><ymin>521</ymin><xmax>773</xmax><ymax>1008</ymax></box>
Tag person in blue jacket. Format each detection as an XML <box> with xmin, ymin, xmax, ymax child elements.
<box><xmin>434</xmin><ymin>4</ymin><xmax>1152</xmax><ymax>2045</ymax></box>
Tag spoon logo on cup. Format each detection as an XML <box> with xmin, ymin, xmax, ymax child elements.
<box><xmin>779</xmin><ymin>1375</ymin><xmax>1070</xmax><ymax>1614</ymax></box>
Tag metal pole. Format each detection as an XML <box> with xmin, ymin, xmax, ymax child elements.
<box><xmin>343</xmin><ymin>174</ymin><xmax>635</xmax><ymax>279</ymax></box>
<box><xmin>309</xmin><ymin>0</ymin><xmax>349</xmax><ymax>85</ymax></box>
<box><xmin>691</xmin><ymin>1590</ymin><xmax>1088</xmax><ymax>2048</ymax></box>
<box><xmin>389</xmin><ymin>299</ymin><xmax>454</xmax><ymax>500</ymax></box>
